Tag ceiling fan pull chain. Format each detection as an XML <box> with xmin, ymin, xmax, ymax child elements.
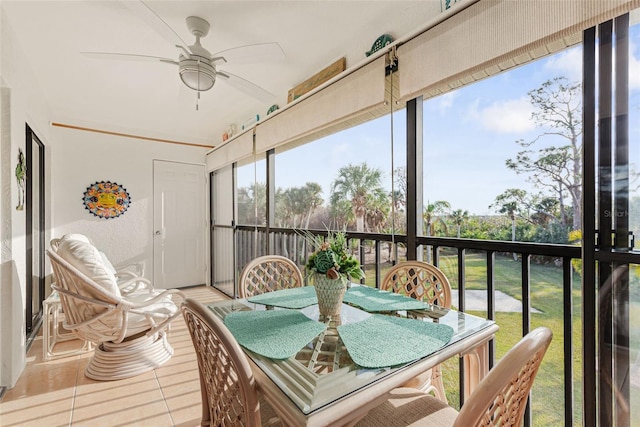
<box><xmin>196</xmin><ymin>58</ymin><xmax>201</xmax><ymax>111</ymax></box>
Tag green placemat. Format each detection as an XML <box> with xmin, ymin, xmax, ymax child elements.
<box><xmin>224</xmin><ymin>309</ymin><xmax>326</xmax><ymax>359</ymax></box>
<box><xmin>343</xmin><ymin>286</ymin><xmax>431</xmax><ymax>312</ymax></box>
<box><xmin>246</xmin><ymin>286</ymin><xmax>318</xmax><ymax>309</ymax></box>
<box><xmin>337</xmin><ymin>315</ymin><xmax>454</xmax><ymax>368</ymax></box>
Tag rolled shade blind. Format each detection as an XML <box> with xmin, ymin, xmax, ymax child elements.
<box><xmin>399</xmin><ymin>0</ymin><xmax>640</xmax><ymax>101</ymax></box>
<box><xmin>206</xmin><ymin>129</ymin><xmax>254</xmax><ymax>172</ymax></box>
<box><xmin>256</xmin><ymin>56</ymin><xmax>386</xmax><ymax>154</ymax></box>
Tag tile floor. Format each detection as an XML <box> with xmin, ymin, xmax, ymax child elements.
<box><xmin>0</xmin><ymin>286</ymin><xmax>228</xmax><ymax>427</ymax></box>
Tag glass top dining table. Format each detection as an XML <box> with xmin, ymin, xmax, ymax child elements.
<box><xmin>207</xmin><ymin>292</ymin><xmax>498</xmax><ymax>426</ymax></box>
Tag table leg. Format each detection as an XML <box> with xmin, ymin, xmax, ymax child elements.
<box><xmin>463</xmin><ymin>339</ymin><xmax>490</xmax><ymax>401</ymax></box>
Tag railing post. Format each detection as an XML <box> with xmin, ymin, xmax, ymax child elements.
<box><xmin>374</xmin><ymin>240</ymin><xmax>381</xmax><ymax>288</ymax></box>
<box><xmin>359</xmin><ymin>238</ymin><xmax>366</xmax><ymax>285</ymax></box>
<box><xmin>522</xmin><ymin>252</ymin><xmax>531</xmax><ymax>427</ymax></box>
<box><xmin>406</xmin><ymin>97</ymin><xmax>423</xmax><ymax>260</ymax></box>
<box><xmin>458</xmin><ymin>248</ymin><xmax>466</xmax><ymax>407</ymax></box>
<box><xmin>266</xmin><ymin>148</ymin><xmax>275</xmax><ymax>254</ymax></box>
<box><xmin>563</xmin><ymin>256</ymin><xmax>574</xmax><ymax>426</ymax></box>
<box><xmin>486</xmin><ymin>250</ymin><xmax>495</xmax><ymax>369</ymax></box>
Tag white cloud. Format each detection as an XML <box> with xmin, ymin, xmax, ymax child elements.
<box><xmin>543</xmin><ymin>47</ymin><xmax>582</xmax><ymax>83</ymax></box>
<box><xmin>473</xmin><ymin>97</ymin><xmax>536</xmax><ymax>133</ymax></box>
<box><xmin>465</xmin><ymin>98</ymin><xmax>481</xmax><ymax>122</ymax></box>
<box><xmin>435</xmin><ymin>91</ymin><xmax>457</xmax><ymax>111</ymax></box>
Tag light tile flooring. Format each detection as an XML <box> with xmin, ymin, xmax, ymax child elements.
<box><xmin>0</xmin><ymin>286</ymin><xmax>228</xmax><ymax>427</ymax></box>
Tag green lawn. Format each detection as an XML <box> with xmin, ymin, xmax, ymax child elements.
<box><xmin>438</xmin><ymin>251</ymin><xmax>584</xmax><ymax>426</ymax></box>
<box><xmin>363</xmin><ymin>251</ymin><xmax>640</xmax><ymax>426</ymax></box>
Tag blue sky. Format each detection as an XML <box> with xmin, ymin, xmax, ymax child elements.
<box><xmin>240</xmin><ymin>25</ymin><xmax>640</xmax><ymax>216</ymax></box>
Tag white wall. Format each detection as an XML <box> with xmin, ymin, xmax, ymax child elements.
<box><xmin>1</xmin><ymin>10</ymin><xmax>53</xmax><ymax>387</ymax></box>
<box><xmin>50</xmin><ymin>125</ymin><xmax>209</xmax><ymax>282</ymax></box>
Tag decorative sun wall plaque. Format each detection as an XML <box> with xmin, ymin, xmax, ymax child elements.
<box><xmin>83</xmin><ymin>181</ymin><xmax>131</xmax><ymax>219</ymax></box>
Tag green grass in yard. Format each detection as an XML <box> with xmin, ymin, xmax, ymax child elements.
<box><xmin>437</xmin><ymin>251</ymin><xmax>584</xmax><ymax>426</ymax></box>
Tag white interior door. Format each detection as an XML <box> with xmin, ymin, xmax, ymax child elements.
<box><xmin>153</xmin><ymin>160</ymin><xmax>206</xmax><ymax>288</ymax></box>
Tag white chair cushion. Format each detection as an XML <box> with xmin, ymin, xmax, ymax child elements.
<box><xmin>60</xmin><ymin>233</ymin><xmax>92</xmax><ymax>245</ymax></box>
<box><xmin>99</xmin><ymin>251</ymin><xmax>118</xmax><ymax>276</ymax></box>
<box><xmin>57</xmin><ymin>238</ymin><xmax>120</xmax><ymax>297</ymax></box>
<box><xmin>125</xmin><ymin>291</ymin><xmax>179</xmax><ymax>335</ymax></box>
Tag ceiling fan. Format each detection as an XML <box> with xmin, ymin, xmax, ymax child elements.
<box><xmin>83</xmin><ymin>1</ymin><xmax>284</xmax><ymax>108</ymax></box>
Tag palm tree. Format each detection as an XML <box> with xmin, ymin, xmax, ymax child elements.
<box><xmin>330</xmin><ymin>163</ymin><xmax>385</xmax><ymax>232</ymax></box>
<box><xmin>423</xmin><ymin>200</ymin><xmax>450</xmax><ymax>263</ymax></box>
<box><xmin>330</xmin><ymin>199</ymin><xmax>353</xmax><ymax>230</ymax></box>
<box><xmin>491</xmin><ymin>188</ymin><xmax>527</xmax><ymax>260</ymax></box>
<box><xmin>365</xmin><ymin>192</ymin><xmax>390</xmax><ymax>233</ymax></box>
<box><xmin>450</xmin><ymin>209</ymin><xmax>469</xmax><ymax>238</ymax></box>
<box><xmin>237</xmin><ymin>182</ymin><xmax>267</xmax><ymax>225</ymax></box>
<box><xmin>301</xmin><ymin>182</ymin><xmax>323</xmax><ymax>228</ymax></box>
<box><xmin>423</xmin><ymin>200</ymin><xmax>451</xmax><ymax>236</ymax></box>
<box><xmin>291</xmin><ymin>187</ymin><xmax>309</xmax><ymax>227</ymax></box>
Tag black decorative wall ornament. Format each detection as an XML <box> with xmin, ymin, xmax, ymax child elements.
<box><xmin>83</xmin><ymin>181</ymin><xmax>131</xmax><ymax>219</ymax></box>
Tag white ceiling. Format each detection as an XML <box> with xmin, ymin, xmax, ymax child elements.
<box><xmin>1</xmin><ymin>1</ymin><xmax>444</xmax><ymax>148</ymax></box>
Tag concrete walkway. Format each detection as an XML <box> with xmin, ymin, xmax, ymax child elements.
<box><xmin>450</xmin><ymin>290</ymin><xmax>541</xmax><ymax>313</ymax></box>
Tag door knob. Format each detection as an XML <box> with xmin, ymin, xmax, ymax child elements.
<box><xmin>155</xmin><ymin>230</ymin><xmax>162</xmax><ymax>236</ymax></box>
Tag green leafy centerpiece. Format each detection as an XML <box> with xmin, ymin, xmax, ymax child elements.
<box><xmin>303</xmin><ymin>231</ymin><xmax>365</xmax><ymax>318</ymax></box>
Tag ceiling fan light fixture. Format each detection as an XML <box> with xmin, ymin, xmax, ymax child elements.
<box><xmin>179</xmin><ymin>57</ymin><xmax>216</xmax><ymax>91</ymax></box>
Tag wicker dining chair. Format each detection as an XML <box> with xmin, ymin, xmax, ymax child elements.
<box><xmin>181</xmin><ymin>298</ymin><xmax>281</xmax><ymax>426</ymax></box>
<box><xmin>380</xmin><ymin>260</ymin><xmax>452</xmax><ymax>402</ymax></box>
<box><xmin>381</xmin><ymin>260</ymin><xmax>452</xmax><ymax>308</ymax></box>
<box><xmin>356</xmin><ymin>327</ymin><xmax>553</xmax><ymax>426</ymax></box>
<box><xmin>239</xmin><ymin>255</ymin><xmax>304</xmax><ymax>298</ymax></box>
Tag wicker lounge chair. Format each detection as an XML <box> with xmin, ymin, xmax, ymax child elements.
<box><xmin>47</xmin><ymin>238</ymin><xmax>185</xmax><ymax>380</ymax></box>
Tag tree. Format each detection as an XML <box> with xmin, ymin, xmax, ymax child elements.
<box><xmin>279</xmin><ymin>186</ymin><xmax>305</xmax><ymax>227</ymax></box>
<box><xmin>329</xmin><ymin>199</ymin><xmax>353</xmax><ymax>230</ymax></box>
<box><xmin>274</xmin><ymin>182</ymin><xmax>323</xmax><ymax>228</ymax></box>
<box><xmin>237</xmin><ymin>182</ymin><xmax>266</xmax><ymax>225</ymax></box>
<box><xmin>450</xmin><ymin>209</ymin><xmax>469</xmax><ymax>238</ymax></box>
<box><xmin>301</xmin><ymin>183</ymin><xmax>323</xmax><ymax>228</ymax></box>
<box><xmin>491</xmin><ymin>188</ymin><xmax>528</xmax><ymax>259</ymax></box>
<box><xmin>423</xmin><ymin>200</ymin><xmax>451</xmax><ymax>237</ymax></box>
<box><xmin>392</xmin><ymin>166</ymin><xmax>407</xmax><ymax>211</ymax></box>
<box><xmin>330</xmin><ymin>163</ymin><xmax>386</xmax><ymax>232</ymax></box>
<box><xmin>530</xmin><ymin>195</ymin><xmax>560</xmax><ymax>226</ymax></box>
<box><xmin>422</xmin><ymin>200</ymin><xmax>450</xmax><ymax>263</ymax></box>
<box><xmin>365</xmin><ymin>192</ymin><xmax>390</xmax><ymax>233</ymax></box>
<box><xmin>506</xmin><ymin>77</ymin><xmax>582</xmax><ymax>230</ymax></box>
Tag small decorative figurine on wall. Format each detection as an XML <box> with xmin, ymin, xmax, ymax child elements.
<box><xmin>15</xmin><ymin>148</ymin><xmax>26</xmax><ymax>211</ymax></box>
<box><xmin>83</xmin><ymin>181</ymin><xmax>131</xmax><ymax>219</ymax></box>
<box><xmin>222</xmin><ymin>123</ymin><xmax>237</xmax><ymax>141</ymax></box>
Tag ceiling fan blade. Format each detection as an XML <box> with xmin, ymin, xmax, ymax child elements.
<box><xmin>81</xmin><ymin>52</ymin><xmax>178</xmax><ymax>64</ymax></box>
<box><xmin>122</xmin><ymin>0</ymin><xmax>192</xmax><ymax>55</ymax></box>
<box><xmin>217</xmin><ymin>71</ymin><xmax>276</xmax><ymax>104</ymax></box>
<box><xmin>212</xmin><ymin>42</ymin><xmax>285</xmax><ymax>65</ymax></box>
